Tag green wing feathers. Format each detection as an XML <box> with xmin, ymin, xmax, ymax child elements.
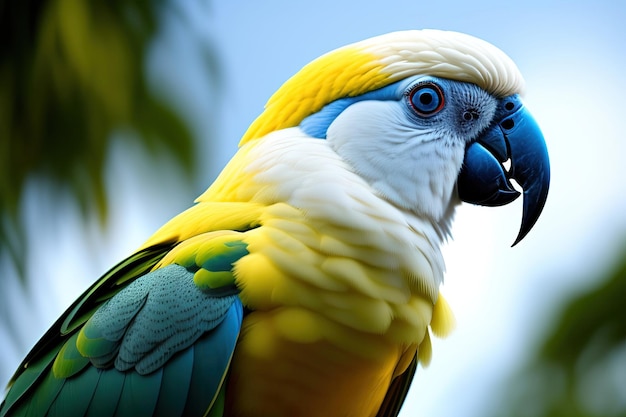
<box><xmin>1</xmin><ymin>245</ymin><xmax>170</xmax><ymax>415</ymax></box>
<box><xmin>1</xmin><ymin>233</ymin><xmax>249</xmax><ymax>417</ymax></box>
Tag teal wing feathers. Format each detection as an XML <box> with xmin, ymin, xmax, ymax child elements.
<box><xmin>77</xmin><ymin>264</ymin><xmax>237</xmax><ymax>374</ymax></box>
<box><xmin>1</xmin><ymin>245</ymin><xmax>170</xmax><ymax>415</ymax></box>
<box><xmin>1</xmin><ymin>242</ymin><xmax>245</xmax><ymax>417</ymax></box>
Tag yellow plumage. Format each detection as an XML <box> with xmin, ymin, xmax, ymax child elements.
<box><xmin>1</xmin><ymin>28</ymin><xmax>544</xmax><ymax>417</ymax></box>
<box><xmin>136</xmin><ymin>29</ymin><xmax>519</xmax><ymax>416</ymax></box>
<box><xmin>241</xmin><ymin>29</ymin><xmax>523</xmax><ymax>144</ymax></box>
<box><xmin>140</xmin><ymin>128</ymin><xmax>455</xmax><ymax>416</ymax></box>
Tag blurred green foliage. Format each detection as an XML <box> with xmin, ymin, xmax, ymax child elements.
<box><xmin>0</xmin><ymin>0</ymin><xmax>198</xmax><ymax>274</ymax></box>
<box><xmin>488</xmin><ymin>244</ymin><xmax>626</xmax><ymax>417</ymax></box>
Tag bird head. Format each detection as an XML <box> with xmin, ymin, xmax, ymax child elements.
<box><xmin>241</xmin><ymin>30</ymin><xmax>550</xmax><ymax>245</ymax></box>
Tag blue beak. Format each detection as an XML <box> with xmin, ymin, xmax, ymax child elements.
<box><xmin>457</xmin><ymin>95</ymin><xmax>550</xmax><ymax>246</ymax></box>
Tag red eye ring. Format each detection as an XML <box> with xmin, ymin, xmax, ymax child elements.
<box><xmin>408</xmin><ymin>82</ymin><xmax>445</xmax><ymax>116</ymax></box>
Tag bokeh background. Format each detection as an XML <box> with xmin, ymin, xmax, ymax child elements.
<box><xmin>2</xmin><ymin>1</ymin><xmax>625</xmax><ymax>416</ymax></box>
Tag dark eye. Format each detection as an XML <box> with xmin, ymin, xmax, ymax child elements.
<box><xmin>408</xmin><ymin>83</ymin><xmax>445</xmax><ymax>116</ymax></box>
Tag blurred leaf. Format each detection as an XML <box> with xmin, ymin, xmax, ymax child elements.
<box><xmin>0</xmin><ymin>0</ymin><xmax>204</xmax><ymax>278</ymax></box>
<box><xmin>487</xmin><ymin>242</ymin><xmax>626</xmax><ymax>417</ymax></box>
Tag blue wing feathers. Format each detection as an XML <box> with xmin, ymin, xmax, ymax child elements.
<box><xmin>183</xmin><ymin>301</ymin><xmax>243</xmax><ymax>416</ymax></box>
<box><xmin>61</xmin><ymin>245</ymin><xmax>171</xmax><ymax>336</ymax></box>
<box><xmin>18</xmin><ymin>299</ymin><xmax>242</xmax><ymax>417</ymax></box>
<box><xmin>152</xmin><ymin>345</ymin><xmax>194</xmax><ymax>417</ymax></box>
<box><xmin>1</xmin><ymin>244</ymin><xmax>245</xmax><ymax>417</ymax></box>
<box><xmin>80</xmin><ymin>264</ymin><xmax>237</xmax><ymax>375</ymax></box>
<box><xmin>113</xmin><ymin>369</ymin><xmax>162</xmax><ymax>417</ymax></box>
<box><xmin>0</xmin><ymin>245</ymin><xmax>170</xmax><ymax>417</ymax></box>
<box><xmin>84</xmin><ymin>368</ymin><xmax>125</xmax><ymax>417</ymax></box>
<box><xmin>46</xmin><ymin>366</ymin><xmax>99</xmax><ymax>417</ymax></box>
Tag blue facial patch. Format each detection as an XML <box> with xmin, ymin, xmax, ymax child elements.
<box><xmin>299</xmin><ymin>77</ymin><xmax>417</xmax><ymax>138</ymax></box>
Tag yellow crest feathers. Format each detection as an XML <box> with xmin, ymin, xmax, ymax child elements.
<box><xmin>240</xmin><ymin>47</ymin><xmax>389</xmax><ymax>144</ymax></box>
<box><xmin>240</xmin><ymin>29</ymin><xmax>524</xmax><ymax>144</ymax></box>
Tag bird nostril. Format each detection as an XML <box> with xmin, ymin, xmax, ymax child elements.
<box><xmin>505</xmin><ymin>101</ymin><xmax>515</xmax><ymax>111</ymax></box>
<box><xmin>462</xmin><ymin>110</ymin><xmax>479</xmax><ymax>121</ymax></box>
<box><xmin>501</xmin><ymin>119</ymin><xmax>515</xmax><ymax>130</ymax></box>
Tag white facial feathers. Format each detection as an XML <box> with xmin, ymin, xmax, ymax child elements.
<box><xmin>325</xmin><ymin>76</ymin><xmax>497</xmax><ymax>221</ymax></box>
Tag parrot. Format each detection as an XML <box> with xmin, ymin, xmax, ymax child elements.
<box><xmin>0</xmin><ymin>29</ymin><xmax>549</xmax><ymax>417</ymax></box>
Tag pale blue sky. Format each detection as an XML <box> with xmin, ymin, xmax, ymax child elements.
<box><xmin>2</xmin><ymin>1</ymin><xmax>625</xmax><ymax>416</ymax></box>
